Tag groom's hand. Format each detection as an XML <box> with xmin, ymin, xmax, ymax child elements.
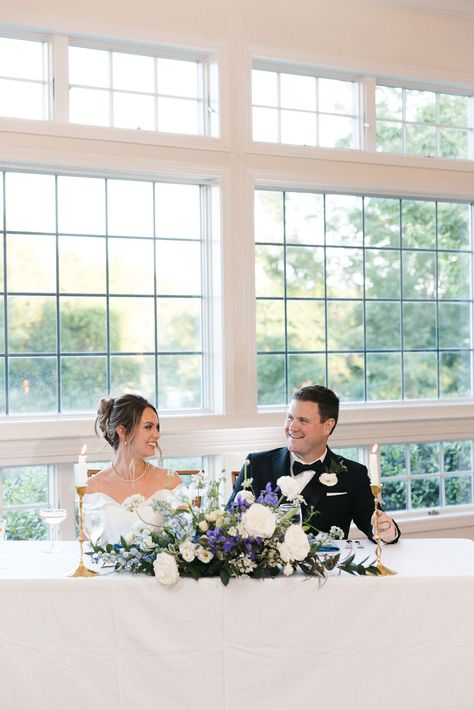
<box><xmin>371</xmin><ymin>510</ymin><xmax>397</xmax><ymax>543</ymax></box>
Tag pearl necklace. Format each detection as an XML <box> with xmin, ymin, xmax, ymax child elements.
<box><xmin>111</xmin><ymin>460</ymin><xmax>149</xmax><ymax>483</ymax></box>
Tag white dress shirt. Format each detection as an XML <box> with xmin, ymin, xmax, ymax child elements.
<box><xmin>289</xmin><ymin>449</ymin><xmax>327</xmax><ymax>494</ymax></box>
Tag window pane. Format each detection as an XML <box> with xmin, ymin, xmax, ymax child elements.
<box><xmin>108</xmin><ymin>180</ymin><xmax>154</xmax><ymax>237</ymax></box>
<box><xmin>404</xmin><ymin>352</ymin><xmax>437</xmax><ymax>398</ymax></box>
<box><xmin>5</xmin><ymin>510</ymin><xmax>46</xmax><ymax>541</ymax></box>
<box><xmin>376</xmin><ymin>120</ymin><xmax>402</xmax><ymax>153</ymax></box>
<box><xmin>110</xmin><ymin>297</ymin><xmax>155</xmax><ymax>352</ymax></box>
<box><xmin>0</xmin><ymin>37</ymin><xmax>45</xmax><ymax>80</ymax></box>
<box><xmin>69</xmin><ymin>46</ymin><xmax>109</xmax><ymax>88</ymax></box>
<box><xmin>255</xmin><ymin>245</ymin><xmax>284</xmax><ymax>297</ymax></box>
<box><xmin>411</xmin><ymin>478</ymin><xmax>440</xmax><ymax>508</ymax></box>
<box><xmin>58</xmin><ymin>176</ymin><xmax>106</xmax><ymax>235</ymax></box>
<box><xmin>158</xmin><ymin>354</ymin><xmax>201</xmax><ymax>409</ymax></box>
<box><xmin>410</xmin><ymin>442</ymin><xmax>439</xmax><ymax>473</ymax></box>
<box><xmin>443</xmin><ymin>440</ymin><xmax>471</xmax><ymax>472</ymax></box>
<box><xmin>280</xmin><ymin>73</ymin><xmax>316</xmax><ymax>111</ymax></box>
<box><xmin>405</xmin><ymin>123</ymin><xmax>436</xmax><ymax>157</ymax></box>
<box><xmin>325</xmin><ymin>195</ymin><xmax>362</xmax><ymax>246</ymax></box>
<box><xmin>155</xmin><ymin>184</ymin><xmax>201</xmax><ymax>239</ymax></box>
<box><xmin>113</xmin><ymin>92</ymin><xmax>155</xmax><ymax>130</ymax></box>
<box><xmin>327</xmin><ymin>301</ymin><xmax>363</xmax><ymax>350</ymax></box>
<box><xmin>256</xmin><ymin>300</ymin><xmax>285</xmax><ymax>351</ymax></box>
<box><xmin>367</xmin><ymin>353</ymin><xmax>401</xmax><ymax>400</ymax></box>
<box><xmin>3</xmin><ymin>464</ymin><xmax>48</xmax><ymax>505</ymax></box>
<box><xmin>440</xmin><ymin>128</ymin><xmax>469</xmax><ymax>160</ymax></box>
<box><xmin>157</xmin><ymin>97</ymin><xmax>200</xmax><ymax>134</ymax></box>
<box><xmin>252</xmin><ymin>69</ymin><xmax>278</xmax><ymax>107</ymax></box>
<box><xmin>382</xmin><ymin>481</ymin><xmax>407</xmax><ymax>511</ymax></box>
<box><xmin>403</xmin><ymin>302</ymin><xmax>436</xmax><ymax>349</ymax></box>
<box><xmin>439</xmin><ymin>93</ymin><xmax>469</xmax><ymax>126</ymax></box>
<box><xmin>0</xmin><ymin>79</ymin><xmax>45</xmax><ymax>120</ymax></box>
<box><xmin>112</xmin><ymin>52</ymin><xmax>154</xmax><ymax>92</ymax></box>
<box><xmin>281</xmin><ymin>109</ymin><xmax>316</xmax><ymax>146</ymax></box>
<box><xmin>287</xmin><ymin>300</ymin><xmax>325</xmax><ymax>351</ymax></box>
<box><xmin>365</xmin><ymin>250</ymin><xmax>400</xmax><ymax>299</ymax></box>
<box><xmin>257</xmin><ymin>353</ymin><xmax>285</xmax><ymax>405</ymax></box>
<box><xmin>438</xmin><ymin>202</ymin><xmax>470</xmax><ymax>250</ymax></box>
<box><xmin>439</xmin><ymin>351</ymin><xmax>471</xmax><ymax>398</ymax></box>
<box><xmin>156</xmin><ymin>297</ymin><xmax>201</xmax><ymax>351</ymax></box>
<box><xmin>402</xmin><ymin>251</ymin><xmax>436</xmax><ymax>299</ymax></box>
<box><xmin>327</xmin><ymin>353</ymin><xmax>364</xmax><ymax>401</ymax></box>
<box><xmin>156</xmin><ymin>242</ymin><xmax>201</xmax><ymax>295</ymax></box>
<box><xmin>405</xmin><ymin>89</ymin><xmax>436</xmax><ymax>123</ymax></box>
<box><xmin>108</xmin><ymin>238</ymin><xmax>155</xmax><ymax>295</ymax></box>
<box><xmin>376</xmin><ymin>86</ymin><xmax>402</xmax><ymax>120</ymax></box>
<box><xmin>364</xmin><ymin>197</ymin><xmax>400</xmax><ymax>248</ymax></box>
<box><xmin>438</xmin><ymin>252</ymin><xmax>470</xmax><ymax>299</ymax></box>
<box><xmin>438</xmin><ymin>303</ymin><xmax>470</xmax><ymax>348</ymax></box>
<box><xmin>110</xmin><ymin>355</ymin><xmax>156</xmax><ymax>401</ymax></box>
<box><xmin>326</xmin><ymin>248</ymin><xmax>363</xmax><ymax>298</ymax></box>
<box><xmin>252</xmin><ymin>107</ymin><xmax>279</xmax><ymax>142</ymax></box>
<box><xmin>288</xmin><ymin>353</ymin><xmax>326</xmax><ymax>393</ymax></box>
<box><xmin>69</xmin><ymin>87</ymin><xmax>110</xmax><ymax>126</ymax></box>
<box><xmin>8</xmin><ymin>356</ymin><xmax>57</xmax><ymax>413</ymax></box>
<box><xmin>366</xmin><ymin>302</ymin><xmax>401</xmax><ymax>350</ymax></box>
<box><xmin>286</xmin><ymin>246</ymin><xmax>324</xmax><ymax>297</ymax></box>
<box><xmin>445</xmin><ymin>476</ymin><xmax>472</xmax><ymax>506</ymax></box>
<box><xmin>7</xmin><ymin>234</ymin><xmax>56</xmax><ymax>292</ymax></box>
<box><xmin>319</xmin><ymin>78</ymin><xmax>354</xmax><ymax>114</ymax></box>
<box><xmin>157</xmin><ymin>58</ymin><xmax>199</xmax><ymax>98</ymax></box>
<box><xmin>8</xmin><ymin>296</ymin><xmax>56</xmax><ymax>352</ymax></box>
<box><xmin>402</xmin><ymin>201</ymin><xmax>436</xmax><ymax>249</ymax></box>
<box><xmin>285</xmin><ymin>192</ymin><xmax>324</xmax><ymax>245</ymax></box>
<box><xmin>59</xmin><ymin>236</ymin><xmax>106</xmax><ymax>294</ymax></box>
<box><xmin>5</xmin><ymin>173</ymin><xmax>55</xmax><ymax>233</ymax></box>
<box><xmin>381</xmin><ymin>444</ymin><xmax>406</xmax><ymax>477</ymax></box>
<box><xmin>61</xmin><ymin>356</ymin><xmax>107</xmax><ymax>412</ymax></box>
<box><xmin>0</xmin><ymin>358</ymin><xmax>5</xmax><ymax>414</ymax></box>
<box><xmin>60</xmin><ymin>297</ymin><xmax>106</xmax><ymax>352</ymax></box>
<box><xmin>254</xmin><ymin>191</ymin><xmax>284</xmax><ymax>244</ymax></box>
<box><xmin>319</xmin><ymin>114</ymin><xmax>355</xmax><ymax>149</ymax></box>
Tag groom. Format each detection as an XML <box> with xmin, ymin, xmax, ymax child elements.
<box><xmin>228</xmin><ymin>384</ymin><xmax>400</xmax><ymax>543</ymax></box>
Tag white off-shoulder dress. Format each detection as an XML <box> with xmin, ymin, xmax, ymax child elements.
<box><xmin>83</xmin><ymin>489</ymin><xmax>178</xmax><ymax>544</ymax></box>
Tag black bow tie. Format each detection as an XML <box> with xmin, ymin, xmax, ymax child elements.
<box><xmin>293</xmin><ymin>460</ymin><xmax>324</xmax><ymax>476</ymax></box>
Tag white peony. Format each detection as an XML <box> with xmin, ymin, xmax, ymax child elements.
<box><xmin>277</xmin><ymin>541</ymin><xmax>291</xmax><ymax>563</ymax></box>
<box><xmin>277</xmin><ymin>476</ymin><xmax>301</xmax><ymax>501</ymax></box>
<box><xmin>153</xmin><ymin>552</ymin><xmax>180</xmax><ymax>585</ymax></box>
<box><xmin>179</xmin><ymin>539</ymin><xmax>197</xmax><ymax>562</ymax></box>
<box><xmin>283</xmin><ymin>563</ymin><xmax>294</xmax><ymax>576</ymax></box>
<box><xmin>122</xmin><ymin>493</ymin><xmax>145</xmax><ymax>512</ymax></box>
<box><xmin>284</xmin><ymin>524</ymin><xmax>310</xmax><ymax>561</ymax></box>
<box><xmin>242</xmin><ymin>503</ymin><xmax>277</xmax><ymax>538</ymax></box>
<box><xmin>198</xmin><ymin>520</ymin><xmax>209</xmax><ymax>532</ymax></box>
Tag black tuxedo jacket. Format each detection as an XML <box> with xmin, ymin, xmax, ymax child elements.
<box><xmin>228</xmin><ymin>446</ymin><xmax>400</xmax><ymax>542</ymax></box>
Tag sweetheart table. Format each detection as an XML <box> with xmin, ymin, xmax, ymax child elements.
<box><xmin>0</xmin><ymin>538</ymin><xmax>473</xmax><ymax>710</ymax></box>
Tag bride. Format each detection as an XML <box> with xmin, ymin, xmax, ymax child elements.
<box><xmin>84</xmin><ymin>393</ymin><xmax>183</xmax><ymax>543</ymax></box>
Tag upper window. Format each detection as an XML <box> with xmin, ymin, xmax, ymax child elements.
<box><xmin>255</xmin><ymin>189</ymin><xmax>472</xmax><ymax>405</ymax></box>
<box><xmin>69</xmin><ymin>45</ymin><xmax>218</xmax><ymax>136</ymax></box>
<box><xmin>0</xmin><ymin>36</ymin><xmax>50</xmax><ymax>120</ymax></box>
<box><xmin>252</xmin><ymin>66</ymin><xmax>359</xmax><ymax>149</ymax></box>
<box><xmin>376</xmin><ymin>85</ymin><xmax>473</xmax><ymax>159</ymax></box>
<box><xmin>0</xmin><ymin>170</ymin><xmax>215</xmax><ymax>415</ymax></box>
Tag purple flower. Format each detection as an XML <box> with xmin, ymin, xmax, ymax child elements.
<box><xmin>257</xmin><ymin>482</ymin><xmax>280</xmax><ymax>506</ymax></box>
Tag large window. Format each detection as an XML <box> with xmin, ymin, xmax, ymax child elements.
<box><xmin>0</xmin><ymin>171</ymin><xmax>212</xmax><ymax>414</ymax></box>
<box><xmin>376</xmin><ymin>85</ymin><xmax>473</xmax><ymax>159</ymax></box>
<box><xmin>252</xmin><ymin>66</ymin><xmax>359</xmax><ymax>149</ymax></box>
<box><xmin>255</xmin><ymin>189</ymin><xmax>472</xmax><ymax>405</ymax></box>
<box><xmin>0</xmin><ymin>36</ymin><xmax>50</xmax><ymax>120</ymax></box>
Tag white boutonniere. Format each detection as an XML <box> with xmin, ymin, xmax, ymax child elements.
<box><xmin>319</xmin><ymin>459</ymin><xmax>348</xmax><ymax>488</ymax></box>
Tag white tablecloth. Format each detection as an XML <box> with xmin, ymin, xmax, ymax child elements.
<box><xmin>0</xmin><ymin>539</ymin><xmax>473</xmax><ymax>710</ymax></box>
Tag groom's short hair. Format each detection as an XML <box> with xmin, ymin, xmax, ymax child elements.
<box><xmin>292</xmin><ymin>385</ymin><xmax>339</xmax><ymax>432</ymax></box>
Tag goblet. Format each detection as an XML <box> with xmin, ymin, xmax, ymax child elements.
<box><xmin>39</xmin><ymin>508</ymin><xmax>67</xmax><ymax>553</ymax></box>
<box><xmin>83</xmin><ymin>504</ymin><xmax>105</xmax><ymax>547</ymax></box>
<box><xmin>278</xmin><ymin>502</ymin><xmax>303</xmax><ymax>525</ymax></box>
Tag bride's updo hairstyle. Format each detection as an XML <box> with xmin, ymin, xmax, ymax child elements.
<box><xmin>95</xmin><ymin>394</ymin><xmax>159</xmax><ymax>451</ymax></box>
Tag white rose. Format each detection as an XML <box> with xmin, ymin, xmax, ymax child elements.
<box><xmin>179</xmin><ymin>539</ymin><xmax>197</xmax><ymax>562</ymax></box>
<box><xmin>277</xmin><ymin>476</ymin><xmax>301</xmax><ymax>501</ymax></box>
<box><xmin>284</xmin><ymin>524</ymin><xmax>310</xmax><ymax>561</ymax></box>
<box><xmin>198</xmin><ymin>520</ymin><xmax>209</xmax><ymax>532</ymax></box>
<box><xmin>196</xmin><ymin>546</ymin><xmax>214</xmax><ymax>563</ymax></box>
<box><xmin>283</xmin><ymin>563</ymin><xmax>294</xmax><ymax>576</ymax></box>
<box><xmin>319</xmin><ymin>472</ymin><xmax>338</xmax><ymax>487</ymax></box>
<box><xmin>236</xmin><ymin>490</ymin><xmax>255</xmax><ymax>505</ymax></box>
<box><xmin>242</xmin><ymin>503</ymin><xmax>276</xmax><ymax>539</ymax></box>
<box><xmin>153</xmin><ymin>552</ymin><xmax>180</xmax><ymax>585</ymax></box>
<box><xmin>140</xmin><ymin>535</ymin><xmax>154</xmax><ymax>551</ymax></box>
<box><xmin>205</xmin><ymin>510</ymin><xmax>220</xmax><ymax>523</ymax></box>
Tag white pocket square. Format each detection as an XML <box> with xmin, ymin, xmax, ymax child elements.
<box><xmin>326</xmin><ymin>491</ymin><xmax>348</xmax><ymax>497</ymax></box>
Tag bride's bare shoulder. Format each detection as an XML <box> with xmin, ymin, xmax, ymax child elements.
<box><xmin>85</xmin><ymin>468</ymin><xmax>113</xmax><ymax>493</ymax></box>
<box><xmin>148</xmin><ymin>465</ymin><xmax>182</xmax><ymax>489</ymax></box>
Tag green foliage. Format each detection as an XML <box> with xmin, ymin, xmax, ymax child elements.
<box><xmin>2</xmin><ymin>465</ymin><xmax>49</xmax><ymax>540</ymax></box>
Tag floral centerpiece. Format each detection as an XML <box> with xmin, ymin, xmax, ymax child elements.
<box><xmin>89</xmin><ymin>469</ymin><xmax>379</xmax><ymax>585</ymax></box>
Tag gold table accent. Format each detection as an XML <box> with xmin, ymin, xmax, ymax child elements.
<box><xmin>68</xmin><ymin>485</ymin><xmax>98</xmax><ymax>578</ymax></box>
<box><xmin>371</xmin><ymin>484</ymin><xmax>397</xmax><ymax>576</ymax></box>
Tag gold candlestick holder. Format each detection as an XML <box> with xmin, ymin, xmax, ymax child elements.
<box><xmin>68</xmin><ymin>485</ymin><xmax>98</xmax><ymax>578</ymax></box>
<box><xmin>371</xmin><ymin>484</ymin><xmax>397</xmax><ymax>576</ymax></box>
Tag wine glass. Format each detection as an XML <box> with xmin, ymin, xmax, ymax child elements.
<box><xmin>39</xmin><ymin>508</ymin><xmax>67</xmax><ymax>553</ymax></box>
<box><xmin>82</xmin><ymin>504</ymin><xmax>105</xmax><ymax>547</ymax></box>
<box><xmin>278</xmin><ymin>502</ymin><xmax>303</xmax><ymax>525</ymax></box>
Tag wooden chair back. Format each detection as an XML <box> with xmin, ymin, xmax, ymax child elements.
<box><xmin>87</xmin><ymin>468</ymin><xmax>100</xmax><ymax>477</ymax></box>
